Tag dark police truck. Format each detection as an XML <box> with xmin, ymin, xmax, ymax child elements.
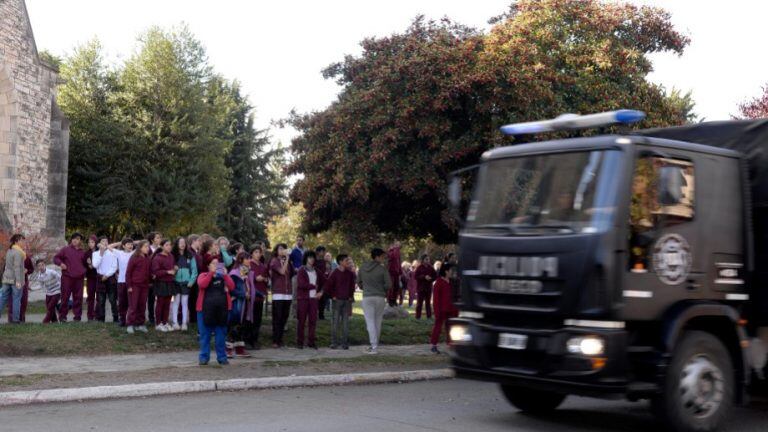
<box><xmin>448</xmin><ymin>111</ymin><xmax>768</xmax><ymax>432</ymax></box>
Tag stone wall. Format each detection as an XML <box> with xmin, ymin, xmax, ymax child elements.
<box><xmin>0</xmin><ymin>0</ymin><xmax>69</xmax><ymax>239</ymax></box>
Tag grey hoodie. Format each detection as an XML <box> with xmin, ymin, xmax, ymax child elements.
<box><xmin>358</xmin><ymin>260</ymin><xmax>391</xmax><ymax>298</ymax></box>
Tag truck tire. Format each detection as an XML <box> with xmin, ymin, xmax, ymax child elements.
<box><xmin>653</xmin><ymin>330</ymin><xmax>733</xmax><ymax>432</ymax></box>
<box><xmin>500</xmin><ymin>385</ymin><xmax>566</xmax><ymax>413</ymax></box>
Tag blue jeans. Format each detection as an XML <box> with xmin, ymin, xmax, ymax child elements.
<box><xmin>0</xmin><ymin>283</ymin><xmax>22</xmax><ymax>323</ymax></box>
<box><xmin>197</xmin><ymin>311</ymin><xmax>227</xmax><ymax>363</ymax></box>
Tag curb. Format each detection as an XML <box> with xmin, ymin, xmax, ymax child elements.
<box><xmin>0</xmin><ymin>368</ymin><xmax>455</xmax><ymax>407</ymax></box>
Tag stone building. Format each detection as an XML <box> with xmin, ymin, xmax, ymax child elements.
<box><xmin>0</xmin><ymin>0</ymin><xmax>69</xmax><ymax>239</ymax></box>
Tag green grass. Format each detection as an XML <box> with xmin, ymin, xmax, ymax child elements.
<box><xmin>0</xmin><ymin>301</ymin><xmax>436</xmax><ymax>357</ymax></box>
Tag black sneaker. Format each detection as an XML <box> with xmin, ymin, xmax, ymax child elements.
<box><xmin>218</xmin><ymin>360</ymin><xmax>230</xmax><ymax>365</ymax></box>
<box><xmin>330</xmin><ymin>344</ymin><xmax>338</xmax><ymax>350</ymax></box>
<box><xmin>199</xmin><ymin>360</ymin><xmax>209</xmax><ymax>366</ymax></box>
<box><xmin>431</xmin><ymin>346</ymin><xmax>440</xmax><ymax>354</ymax></box>
<box><xmin>342</xmin><ymin>345</ymin><xmax>349</xmax><ymax>350</ymax></box>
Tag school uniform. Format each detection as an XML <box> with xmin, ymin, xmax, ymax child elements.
<box><xmin>386</xmin><ymin>246</ymin><xmax>402</xmax><ymax>306</ymax></box>
<box><xmin>269</xmin><ymin>256</ymin><xmax>294</xmax><ymax>346</ymax></box>
<box><xmin>296</xmin><ymin>266</ymin><xmax>319</xmax><ymax>348</ymax></box>
<box><xmin>125</xmin><ymin>254</ymin><xmax>151</xmax><ymax>326</ymax></box>
<box><xmin>29</xmin><ymin>268</ymin><xmax>62</xmax><ymax>324</ymax></box>
<box><xmin>324</xmin><ymin>268</ymin><xmax>356</xmax><ymax>348</ymax></box>
<box><xmin>85</xmin><ymin>248</ymin><xmax>99</xmax><ymax>321</ymax></box>
<box><xmin>114</xmin><ymin>249</ymin><xmax>133</xmax><ymax>325</ymax></box>
<box><xmin>414</xmin><ymin>263</ymin><xmax>437</xmax><ymax>319</ymax></box>
<box><xmin>196</xmin><ymin>271</ymin><xmax>234</xmax><ymax>364</ymax></box>
<box><xmin>171</xmin><ymin>253</ymin><xmax>198</xmax><ymax>328</ymax></box>
<box><xmin>430</xmin><ymin>277</ymin><xmax>459</xmax><ymax>345</ymax></box>
<box><xmin>315</xmin><ymin>260</ymin><xmax>328</xmax><ymax>320</ymax></box>
<box><xmin>93</xmin><ymin>249</ymin><xmax>119</xmax><ymax>322</ymax></box>
<box><xmin>54</xmin><ymin>244</ymin><xmax>88</xmax><ymax>322</ymax></box>
<box><xmin>243</xmin><ymin>261</ymin><xmax>268</xmax><ymax>348</ymax></box>
<box><xmin>151</xmin><ymin>252</ymin><xmax>176</xmax><ymax>326</ymax></box>
<box><xmin>227</xmin><ymin>264</ymin><xmax>250</xmax><ymax>356</ymax></box>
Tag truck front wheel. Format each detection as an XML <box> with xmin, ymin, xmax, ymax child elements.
<box><xmin>653</xmin><ymin>331</ymin><xmax>733</xmax><ymax>432</ymax></box>
<box><xmin>500</xmin><ymin>385</ymin><xmax>566</xmax><ymax>413</ymax></box>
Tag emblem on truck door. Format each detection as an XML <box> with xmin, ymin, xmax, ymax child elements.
<box><xmin>652</xmin><ymin>234</ymin><xmax>692</xmax><ymax>285</ymax></box>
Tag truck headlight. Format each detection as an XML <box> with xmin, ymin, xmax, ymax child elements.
<box><xmin>566</xmin><ymin>336</ymin><xmax>605</xmax><ymax>356</ymax></box>
<box><xmin>449</xmin><ymin>325</ymin><xmax>472</xmax><ymax>343</ymax></box>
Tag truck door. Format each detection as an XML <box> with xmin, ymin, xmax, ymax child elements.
<box><xmin>622</xmin><ymin>149</ymin><xmax>703</xmax><ymax>320</ymax></box>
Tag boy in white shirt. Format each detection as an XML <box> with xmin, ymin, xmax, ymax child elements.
<box><xmin>29</xmin><ymin>259</ymin><xmax>61</xmax><ymax>324</ymax></box>
<box><xmin>92</xmin><ymin>237</ymin><xmax>119</xmax><ymax>322</ymax></box>
<box><xmin>110</xmin><ymin>238</ymin><xmax>134</xmax><ymax>327</ymax></box>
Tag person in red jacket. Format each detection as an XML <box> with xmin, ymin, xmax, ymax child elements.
<box><xmin>196</xmin><ymin>259</ymin><xmax>234</xmax><ymax>365</ymax></box>
<box><xmin>414</xmin><ymin>254</ymin><xmax>437</xmax><ymax>320</ymax></box>
<box><xmin>430</xmin><ymin>263</ymin><xmax>459</xmax><ymax>354</ymax></box>
<box><xmin>386</xmin><ymin>241</ymin><xmax>402</xmax><ymax>307</ymax></box>
<box><xmin>296</xmin><ymin>251</ymin><xmax>321</xmax><ymax>349</ymax></box>
<box><xmin>151</xmin><ymin>239</ymin><xmax>176</xmax><ymax>332</ymax></box>
<box><xmin>269</xmin><ymin>243</ymin><xmax>293</xmax><ymax>348</ymax></box>
<box><xmin>54</xmin><ymin>233</ymin><xmax>89</xmax><ymax>322</ymax></box>
<box><xmin>126</xmin><ymin>241</ymin><xmax>152</xmax><ymax>334</ymax></box>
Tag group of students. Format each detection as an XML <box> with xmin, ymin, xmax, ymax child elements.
<box><xmin>0</xmin><ymin>231</ymin><xmax>460</xmax><ymax>364</ymax></box>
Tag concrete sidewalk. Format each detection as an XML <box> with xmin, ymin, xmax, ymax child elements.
<box><xmin>0</xmin><ymin>344</ymin><xmax>435</xmax><ymax>377</ymax></box>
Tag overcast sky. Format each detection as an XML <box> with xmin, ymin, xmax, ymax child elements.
<box><xmin>24</xmin><ymin>0</ymin><xmax>768</xmax><ymax>145</ymax></box>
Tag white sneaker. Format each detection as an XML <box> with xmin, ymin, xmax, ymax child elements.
<box><xmin>156</xmin><ymin>324</ymin><xmax>169</xmax><ymax>332</ymax></box>
<box><xmin>126</xmin><ymin>325</ymin><xmax>135</xmax><ymax>334</ymax></box>
<box><xmin>172</xmin><ymin>323</ymin><xmax>181</xmax><ymax>331</ymax></box>
<box><xmin>181</xmin><ymin>324</ymin><xmax>188</xmax><ymax>331</ymax></box>
<box><xmin>366</xmin><ymin>346</ymin><xmax>378</xmax><ymax>355</ymax></box>
<box><xmin>137</xmin><ymin>325</ymin><xmax>148</xmax><ymax>333</ymax></box>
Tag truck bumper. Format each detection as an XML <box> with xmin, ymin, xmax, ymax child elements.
<box><xmin>449</xmin><ymin>318</ymin><xmax>630</xmax><ymax>398</ymax></box>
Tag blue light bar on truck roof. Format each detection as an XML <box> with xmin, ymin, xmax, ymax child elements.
<box><xmin>500</xmin><ymin>109</ymin><xmax>646</xmax><ymax>136</ymax></box>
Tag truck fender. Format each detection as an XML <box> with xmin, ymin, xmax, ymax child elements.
<box><xmin>660</xmin><ymin>302</ymin><xmax>749</xmax><ymax>400</ymax></box>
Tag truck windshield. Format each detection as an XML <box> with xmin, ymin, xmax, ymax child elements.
<box><xmin>466</xmin><ymin>150</ymin><xmax>622</xmax><ymax>235</ymax></box>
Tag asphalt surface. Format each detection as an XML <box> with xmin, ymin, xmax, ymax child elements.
<box><xmin>2</xmin><ymin>379</ymin><xmax>767</xmax><ymax>431</ymax></box>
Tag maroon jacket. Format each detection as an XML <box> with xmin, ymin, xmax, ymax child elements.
<box><xmin>433</xmin><ymin>277</ymin><xmax>458</xmax><ymax>316</ymax></box>
<box><xmin>414</xmin><ymin>263</ymin><xmax>437</xmax><ymax>293</ymax></box>
<box><xmin>387</xmin><ymin>246</ymin><xmax>402</xmax><ymax>276</ymax></box>
<box><xmin>151</xmin><ymin>252</ymin><xmax>175</xmax><ymax>283</ymax></box>
<box><xmin>314</xmin><ymin>259</ymin><xmax>328</xmax><ymax>291</ymax></box>
<box><xmin>54</xmin><ymin>245</ymin><xmax>88</xmax><ymax>279</ymax></box>
<box><xmin>324</xmin><ymin>268</ymin><xmax>356</xmax><ymax>300</ymax></box>
<box><xmin>269</xmin><ymin>256</ymin><xmax>294</xmax><ymax>296</ymax></box>
<box><xmin>248</xmin><ymin>261</ymin><xmax>269</xmax><ymax>299</ymax></box>
<box><xmin>126</xmin><ymin>254</ymin><xmax>152</xmax><ymax>287</ymax></box>
<box><xmin>191</xmin><ymin>250</ymin><xmax>204</xmax><ymax>283</ymax></box>
<box><xmin>296</xmin><ymin>266</ymin><xmax>319</xmax><ymax>300</ymax></box>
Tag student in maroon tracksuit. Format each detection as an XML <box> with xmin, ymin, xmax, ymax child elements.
<box><xmin>126</xmin><ymin>241</ymin><xmax>152</xmax><ymax>334</ymax></box>
<box><xmin>84</xmin><ymin>235</ymin><xmax>99</xmax><ymax>321</ymax></box>
<box><xmin>296</xmin><ymin>251</ymin><xmax>320</xmax><ymax>349</ymax></box>
<box><xmin>54</xmin><ymin>233</ymin><xmax>89</xmax><ymax>322</ymax></box>
<box><xmin>151</xmin><ymin>239</ymin><xmax>176</xmax><ymax>332</ymax></box>
<box><xmin>414</xmin><ymin>254</ymin><xmax>437</xmax><ymax>320</ymax></box>
<box><xmin>386</xmin><ymin>241</ymin><xmax>402</xmax><ymax>307</ymax></box>
<box><xmin>269</xmin><ymin>243</ymin><xmax>293</xmax><ymax>348</ymax></box>
<box><xmin>244</xmin><ymin>246</ymin><xmax>268</xmax><ymax>349</ymax></box>
<box><xmin>430</xmin><ymin>263</ymin><xmax>459</xmax><ymax>354</ymax></box>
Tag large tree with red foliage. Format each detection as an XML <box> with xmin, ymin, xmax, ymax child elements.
<box><xmin>288</xmin><ymin>0</ymin><xmax>691</xmax><ymax>243</ymax></box>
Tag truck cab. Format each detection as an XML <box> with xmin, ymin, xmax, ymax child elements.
<box><xmin>449</xmin><ymin>112</ymin><xmax>763</xmax><ymax>432</ymax></box>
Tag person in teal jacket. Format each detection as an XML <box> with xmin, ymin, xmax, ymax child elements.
<box><xmin>171</xmin><ymin>237</ymin><xmax>198</xmax><ymax>331</ymax></box>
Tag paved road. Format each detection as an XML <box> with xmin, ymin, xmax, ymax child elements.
<box><xmin>2</xmin><ymin>379</ymin><xmax>767</xmax><ymax>431</ymax></box>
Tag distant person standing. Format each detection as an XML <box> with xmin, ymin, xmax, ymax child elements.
<box><xmin>151</xmin><ymin>239</ymin><xmax>176</xmax><ymax>332</ymax></box>
<box><xmin>359</xmin><ymin>248</ymin><xmax>391</xmax><ymax>355</ymax></box>
<box><xmin>244</xmin><ymin>246</ymin><xmax>268</xmax><ymax>349</ymax></box>
<box><xmin>171</xmin><ymin>237</ymin><xmax>197</xmax><ymax>331</ymax></box>
<box><xmin>84</xmin><ymin>235</ymin><xmax>99</xmax><ymax>321</ymax></box>
<box><xmin>314</xmin><ymin>245</ymin><xmax>329</xmax><ymax>320</ymax></box>
<box><xmin>92</xmin><ymin>236</ymin><xmax>119</xmax><ymax>323</ymax></box>
<box><xmin>415</xmin><ymin>255</ymin><xmax>437</xmax><ymax>320</ymax></box>
<box><xmin>0</xmin><ymin>234</ymin><xmax>27</xmax><ymax>323</ymax></box>
<box><xmin>430</xmin><ymin>263</ymin><xmax>459</xmax><ymax>354</ymax></box>
<box><xmin>289</xmin><ymin>235</ymin><xmax>306</xmax><ymax>317</ymax></box>
<box><xmin>269</xmin><ymin>243</ymin><xmax>293</xmax><ymax>348</ymax></box>
<box><xmin>54</xmin><ymin>233</ymin><xmax>88</xmax><ymax>322</ymax></box>
<box><xmin>196</xmin><ymin>259</ymin><xmax>234</xmax><ymax>365</ymax></box>
<box><xmin>386</xmin><ymin>241</ymin><xmax>402</xmax><ymax>307</ymax></box>
<box><xmin>407</xmin><ymin>260</ymin><xmax>420</xmax><ymax>308</ymax></box>
<box><xmin>112</xmin><ymin>238</ymin><xmax>135</xmax><ymax>326</ymax></box>
<box><xmin>296</xmin><ymin>251</ymin><xmax>320</xmax><ymax>349</ymax></box>
<box><xmin>126</xmin><ymin>241</ymin><xmax>152</xmax><ymax>334</ymax></box>
<box><xmin>324</xmin><ymin>254</ymin><xmax>356</xmax><ymax>349</ymax></box>
<box><xmin>146</xmin><ymin>232</ymin><xmax>162</xmax><ymax>325</ymax></box>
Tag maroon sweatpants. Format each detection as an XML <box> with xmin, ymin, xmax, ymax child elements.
<box><xmin>86</xmin><ymin>277</ymin><xmax>98</xmax><ymax>321</ymax></box>
<box><xmin>430</xmin><ymin>312</ymin><xmax>457</xmax><ymax>345</ymax></box>
<box><xmin>117</xmin><ymin>283</ymin><xmax>129</xmax><ymax>324</ymax></box>
<box><xmin>416</xmin><ymin>287</ymin><xmax>432</xmax><ymax>319</ymax></box>
<box><xmin>44</xmin><ymin>294</ymin><xmax>60</xmax><ymax>324</ymax></box>
<box><xmin>296</xmin><ymin>298</ymin><xmax>318</xmax><ymax>347</ymax></box>
<box><xmin>387</xmin><ymin>272</ymin><xmax>400</xmax><ymax>306</ymax></box>
<box><xmin>59</xmin><ymin>275</ymin><xmax>85</xmax><ymax>322</ymax></box>
<box><xmin>155</xmin><ymin>295</ymin><xmax>172</xmax><ymax>325</ymax></box>
<box><xmin>127</xmin><ymin>284</ymin><xmax>149</xmax><ymax>326</ymax></box>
